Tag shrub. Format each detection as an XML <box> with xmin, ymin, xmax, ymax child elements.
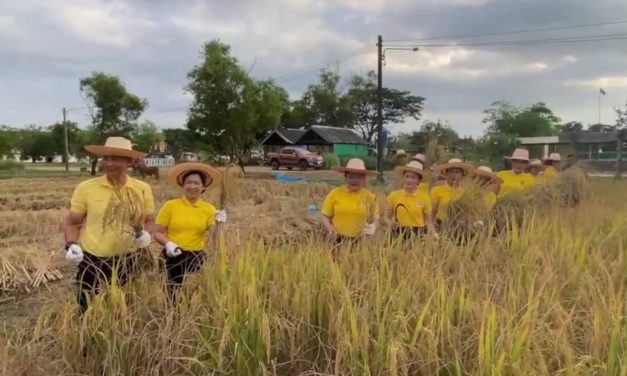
<box><xmin>322</xmin><ymin>153</ymin><xmax>340</xmax><ymax>169</ymax></box>
<box><xmin>0</xmin><ymin>160</ymin><xmax>25</xmax><ymax>172</ymax></box>
<box><xmin>338</xmin><ymin>156</ymin><xmax>395</xmax><ymax>171</ymax></box>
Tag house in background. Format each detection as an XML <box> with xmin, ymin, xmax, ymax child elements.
<box><xmin>261</xmin><ymin>126</ymin><xmax>370</xmax><ymax>157</ymax></box>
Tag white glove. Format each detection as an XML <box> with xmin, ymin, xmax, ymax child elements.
<box><xmin>473</xmin><ymin>220</ymin><xmax>485</xmax><ymax>228</ymax></box>
<box><xmin>362</xmin><ymin>223</ymin><xmax>377</xmax><ymax>236</ymax></box>
<box><xmin>134</xmin><ymin>230</ymin><xmax>152</xmax><ymax>248</ymax></box>
<box><xmin>165</xmin><ymin>241</ymin><xmax>182</xmax><ymax>258</ymax></box>
<box><xmin>215</xmin><ymin>210</ymin><xmax>227</xmax><ymax>223</ymax></box>
<box><xmin>65</xmin><ymin>243</ymin><xmax>84</xmax><ymax>263</ymax></box>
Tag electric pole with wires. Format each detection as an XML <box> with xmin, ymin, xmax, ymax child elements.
<box><xmin>63</xmin><ymin>107</ymin><xmax>69</xmax><ymax>172</ymax></box>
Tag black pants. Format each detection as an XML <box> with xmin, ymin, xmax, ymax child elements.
<box><xmin>391</xmin><ymin>226</ymin><xmax>427</xmax><ymax>242</ymax></box>
<box><xmin>162</xmin><ymin>249</ymin><xmax>206</xmax><ymax>299</ymax></box>
<box><xmin>76</xmin><ymin>251</ymin><xmax>139</xmax><ymax>314</ymax></box>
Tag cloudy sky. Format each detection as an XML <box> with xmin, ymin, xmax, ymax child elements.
<box><xmin>1</xmin><ymin>0</ymin><xmax>627</xmax><ymax>137</ymax></box>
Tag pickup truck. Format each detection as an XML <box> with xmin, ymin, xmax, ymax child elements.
<box><xmin>266</xmin><ymin>147</ymin><xmax>324</xmax><ymax>170</ymax></box>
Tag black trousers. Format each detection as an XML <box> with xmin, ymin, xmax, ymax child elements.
<box><xmin>391</xmin><ymin>226</ymin><xmax>428</xmax><ymax>242</ymax></box>
<box><xmin>76</xmin><ymin>251</ymin><xmax>139</xmax><ymax>314</ymax></box>
<box><xmin>162</xmin><ymin>249</ymin><xmax>206</xmax><ymax>299</ymax></box>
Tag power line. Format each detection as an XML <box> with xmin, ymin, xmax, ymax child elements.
<box><xmin>385</xmin><ymin>33</ymin><xmax>627</xmax><ymax>48</ymax></box>
<box><xmin>387</xmin><ymin>19</ymin><xmax>627</xmax><ymax>43</ymax></box>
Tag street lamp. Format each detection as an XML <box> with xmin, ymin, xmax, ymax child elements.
<box><xmin>376</xmin><ymin>35</ymin><xmax>419</xmax><ymax>182</ymax></box>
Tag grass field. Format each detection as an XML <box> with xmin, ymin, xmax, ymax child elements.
<box><xmin>0</xmin><ymin>172</ymin><xmax>625</xmax><ymax>375</ymax></box>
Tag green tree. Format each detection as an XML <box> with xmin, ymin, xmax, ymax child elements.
<box><xmin>476</xmin><ymin>133</ymin><xmax>521</xmax><ymax>167</ymax></box>
<box><xmin>0</xmin><ymin>126</ymin><xmax>20</xmax><ymax>158</ymax></box>
<box><xmin>131</xmin><ymin>120</ymin><xmax>165</xmax><ymax>155</ymax></box>
<box><xmin>162</xmin><ymin>128</ymin><xmax>203</xmax><ymax>162</ymax></box>
<box><xmin>409</xmin><ymin>120</ymin><xmax>459</xmax><ymax>153</ymax></box>
<box><xmin>49</xmin><ymin>122</ymin><xmax>81</xmax><ymax>163</ymax></box>
<box><xmin>80</xmin><ymin>72</ymin><xmax>148</xmax><ymax>174</ymax></box>
<box><xmin>18</xmin><ymin>126</ymin><xmax>56</xmax><ymax>163</ymax></box>
<box><xmin>560</xmin><ymin>121</ymin><xmax>584</xmax><ymax>133</ymax></box>
<box><xmin>347</xmin><ymin>71</ymin><xmax>424</xmax><ymax>144</ymax></box>
<box><xmin>185</xmin><ymin>40</ymin><xmax>283</xmax><ymax>169</ymax></box>
<box><xmin>483</xmin><ymin>101</ymin><xmax>561</xmax><ymax>137</ymax></box>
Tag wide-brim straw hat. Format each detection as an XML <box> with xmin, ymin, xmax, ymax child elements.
<box><xmin>396</xmin><ymin>160</ymin><xmax>426</xmax><ymax>179</ymax></box>
<box><xmin>167</xmin><ymin>162</ymin><xmax>222</xmax><ymax>189</ymax></box>
<box><xmin>84</xmin><ymin>137</ymin><xmax>146</xmax><ymax>159</ymax></box>
<box><xmin>411</xmin><ymin>153</ymin><xmax>426</xmax><ymax>164</ymax></box>
<box><xmin>529</xmin><ymin>159</ymin><xmax>542</xmax><ymax>167</ymax></box>
<box><xmin>332</xmin><ymin>158</ymin><xmax>379</xmax><ymax>176</ymax></box>
<box><xmin>395</xmin><ymin>149</ymin><xmax>408</xmax><ymax>157</ymax></box>
<box><xmin>505</xmin><ymin>148</ymin><xmax>530</xmax><ymax>162</ymax></box>
<box><xmin>435</xmin><ymin>158</ymin><xmax>475</xmax><ymax>177</ymax></box>
<box><xmin>543</xmin><ymin>152</ymin><xmax>561</xmax><ymax>162</ymax></box>
<box><xmin>476</xmin><ymin>165</ymin><xmax>503</xmax><ymax>184</ymax></box>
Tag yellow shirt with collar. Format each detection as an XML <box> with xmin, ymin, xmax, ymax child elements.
<box><xmin>70</xmin><ymin>175</ymin><xmax>154</xmax><ymax>257</ymax></box>
<box><xmin>483</xmin><ymin>191</ymin><xmax>497</xmax><ymax>211</ymax></box>
<box><xmin>322</xmin><ymin>186</ymin><xmax>380</xmax><ymax>238</ymax></box>
<box><xmin>431</xmin><ymin>184</ymin><xmax>463</xmax><ymax>221</ymax></box>
<box><xmin>544</xmin><ymin>166</ymin><xmax>558</xmax><ymax>179</ymax></box>
<box><xmin>155</xmin><ymin>198</ymin><xmax>216</xmax><ymax>251</ymax></box>
<box><xmin>387</xmin><ymin>189</ymin><xmax>432</xmax><ymax>227</ymax></box>
<box><xmin>417</xmin><ymin>182</ymin><xmax>430</xmax><ymax>195</ymax></box>
<box><xmin>496</xmin><ymin>170</ymin><xmax>535</xmax><ymax>198</ymax></box>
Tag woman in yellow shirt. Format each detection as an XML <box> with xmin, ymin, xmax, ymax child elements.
<box><xmin>431</xmin><ymin>158</ymin><xmax>475</xmax><ymax>228</ymax></box>
<box><xmin>154</xmin><ymin>162</ymin><xmax>226</xmax><ymax>298</ymax></box>
<box><xmin>528</xmin><ymin>159</ymin><xmax>542</xmax><ymax>185</ymax></box>
<box><xmin>386</xmin><ymin>160</ymin><xmax>438</xmax><ymax>242</ymax></box>
<box><xmin>475</xmin><ymin>166</ymin><xmax>502</xmax><ymax>211</ymax></box>
<box><xmin>497</xmin><ymin>148</ymin><xmax>535</xmax><ymax>197</ymax></box>
<box><xmin>321</xmin><ymin>159</ymin><xmax>380</xmax><ymax>248</ymax></box>
<box><xmin>410</xmin><ymin>153</ymin><xmax>432</xmax><ymax>195</ymax></box>
<box><xmin>543</xmin><ymin>153</ymin><xmax>561</xmax><ymax>180</ymax></box>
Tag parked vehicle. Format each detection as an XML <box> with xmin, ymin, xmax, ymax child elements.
<box><xmin>266</xmin><ymin>147</ymin><xmax>324</xmax><ymax>170</ymax></box>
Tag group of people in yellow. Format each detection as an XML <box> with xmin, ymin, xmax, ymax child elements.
<box><xmin>320</xmin><ymin>147</ymin><xmax>562</xmax><ymax>245</ymax></box>
<box><xmin>63</xmin><ymin>137</ymin><xmax>562</xmax><ymax>311</ymax></box>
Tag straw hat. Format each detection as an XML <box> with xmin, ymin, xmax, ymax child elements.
<box><xmin>395</xmin><ymin>149</ymin><xmax>408</xmax><ymax>157</ymax></box>
<box><xmin>435</xmin><ymin>158</ymin><xmax>475</xmax><ymax>177</ymax></box>
<box><xmin>84</xmin><ymin>137</ymin><xmax>146</xmax><ymax>159</ymax></box>
<box><xmin>529</xmin><ymin>159</ymin><xmax>542</xmax><ymax>167</ymax></box>
<box><xmin>167</xmin><ymin>162</ymin><xmax>222</xmax><ymax>188</ymax></box>
<box><xmin>505</xmin><ymin>148</ymin><xmax>530</xmax><ymax>162</ymax></box>
<box><xmin>396</xmin><ymin>160</ymin><xmax>425</xmax><ymax>179</ymax></box>
<box><xmin>332</xmin><ymin>158</ymin><xmax>379</xmax><ymax>176</ymax></box>
<box><xmin>411</xmin><ymin>153</ymin><xmax>426</xmax><ymax>164</ymax></box>
<box><xmin>544</xmin><ymin>152</ymin><xmax>561</xmax><ymax>162</ymax></box>
<box><xmin>475</xmin><ymin>165</ymin><xmax>503</xmax><ymax>183</ymax></box>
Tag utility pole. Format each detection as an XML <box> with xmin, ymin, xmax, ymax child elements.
<box><xmin>615</xmin><ymin>128</ymin><xmax>624</xmax><ymax>181</ymax></box>
<box><xmin>63</xmin><ymin>107</ymin><xmax>69</xmax><ymax>172</ymax></box>
<box><xmin>376</xmin><ymin>35</ymin><xmax>384</xmax><ymax>182</ymax></box>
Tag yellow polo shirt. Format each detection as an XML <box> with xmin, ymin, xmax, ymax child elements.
<box><xmin>544</xmin><ymin>166</ymin><xmax>558</xmax><ymax>180</ymax></box>
<box><xmin>417</xmin><ymin>182</ymin><xmax>430</xmax><ymax>195</ymax></box>
<box><xmin>322</xmin><ymin>186</ymin><xmax>380</xmax><ymax>238</ymax></box>
<box><xmin>70</xmin><ymin>176</ymin><xmax>154</xmax><ymax>257</ymax></box>
<box><xmin>155</xmin><ymin>198</ymin><xmax>216</xmax><ymax>251</ymax></box>
<box><xmin>387</xmin><ymin>189</ymin><xmax>432</xmax><ymax>227</ymax></box>
<box><xmin>483</xmin><ymin>191</ymin><xmax>497</xmax><ymax>211</ymax></box>
<box><xmin>497</xmin><ymin>171</ymin><xmax>535</xmax><ymax>198</ymax></box>
<box><xmin>431</xmin><ymin>184</ymin><xmax>463</xmax><ymax>221</ymax></box>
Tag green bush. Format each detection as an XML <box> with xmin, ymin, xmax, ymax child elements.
<box><xmin>0</xmin><ymin>160</ymin><xmax>25</xmax><ymax>171</ymax></box>
<box><xmin>322</xmin><ymin>153</ymin><xmax>340</xmax><ymax>169</ymax></box>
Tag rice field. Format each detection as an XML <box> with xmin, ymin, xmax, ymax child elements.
<box><xmin>0</xmin><ymin>171</ymin><xmax>626</xmax><ymax>375</ymax></box>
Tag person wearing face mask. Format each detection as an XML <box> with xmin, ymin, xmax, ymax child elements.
<box><xmin>63</xmin><ymin>137</ymin><xmax>155</xmax><ymax>314</ymax></box>
<box><xmin>497</xmin><ymin>148</ymin><xmax>535</xmax><ymax>197</ymax></box>
<box><xmin>321</xmin><ymin>159</ymin><xmax>380</xmax><ymax>248</ymax></box>
<box><xmin>430</xmin><ymin>158</ymin><xmax>476</xmax><ymax>228</ymax></box>
<box><xmin>153</xmin><ymin>162</ymin><xmax>225</xmax><ymax>300</ymax></box>
<box><xmin>386</xmin><ymin>160</ymin><xmax>438</xmax><ymax>242</ymax></box>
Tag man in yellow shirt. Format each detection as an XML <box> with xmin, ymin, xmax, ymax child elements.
<box><xmin>543</xmin><ymin>152</ymin><xmax>561</xmax><ymax>180</ymax></box>
<box><xmin>64</xmin><ymin>137</ymin><xmax>155</xmax><ymax>313</ymax></box>
<box><xmin>386</xmin><ymin>160</ymin><xmax>437</xmax><ymax>241</ymax></box>
<box><xmin>475</xmin><ymin>166</ymin><xmax>501</xmax><ymax>211</ymax></box>
<box><xmin>529</xmin><ymin>159</ymin><xmax>543</xmax><ymax>185</ymax></box>
<box><xmin>431</xmin><ymin>158</ymin><xmax>475</xmax><ymax>226</ymax></box>
<box><xmin>321</xmin><ymin>159</ymin><xmax>380</xmax><ymax>250</ymax></box>
<box><xmin>497</xmin><ymin>148</ymin><xmax>535</xmax><ymax>198</ymax></box>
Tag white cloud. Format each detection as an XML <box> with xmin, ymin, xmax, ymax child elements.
<box><xmin>566</xmin><ymin>76</ymin><xmax>627</xmax><ymax>88</ymax></box>
<box><xmin>0</xmin><ymin>15</ymin><xmax>18</xmax><ymax>36</ymax></box>
<box><xmin>53</xmin><ymin>0</ymin><xmax>156</xmax><ymax>48</ymax></box>
<box><xmin>563</xmin><ymin>55</ymin><xmax>578</xmax><ymax>64</ymax></box>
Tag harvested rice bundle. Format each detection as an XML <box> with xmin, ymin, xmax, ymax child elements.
<box><xmin>444</xmin><ymin>186</ymin><xmax>492</xmax><ymax>241</ymax></box>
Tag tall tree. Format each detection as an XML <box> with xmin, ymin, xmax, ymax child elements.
<box><xmin>0</xmin><ymin>126</ymin><xmax>20</xmax><ymax>158</ymax></box>
<box><xmin>560</xmin><ymin>121</ymin><xmax>584</xmax><ymax>133</ymax></box>
<box><xmin>49</xmin><ymin>122</ymin><xmax>80</xmax><ymax>163</ymax></box>
<box><xmin>80</xmin><ymin>72</ymin><xmax>148</xmax><ymax>174</ymax></box>
<box><xmin>18</xmin><ymin>126</ymin><xmax>56</xmax><ymax>163</ymax></box>
<box><xmin>483</xmin><ymin>101</ymin><xmax>561</xmax><ymax>137</ymax></box>
<box><xmin>185</xmin><ymin>40</ymin><xmax>283</xmax><ymax>169</ymax></box>
<box><xmin>131</xmin><ymin>120</ymin><xmax>165</xmax><ymax>155</ymax></box>
<box><xmin>409</xmin><ymin>120</ymin><xmax>459</xmax><ymax>153</ymax></box>
<box><xmin>347</xmin><ymin>71</ymin><xmax>424</xmax><ymax>144</ymax></box>
<box><xmin>162</xmin><ymin>128</ymin><xmax>203</xmax><ymax>162</ymax></box>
